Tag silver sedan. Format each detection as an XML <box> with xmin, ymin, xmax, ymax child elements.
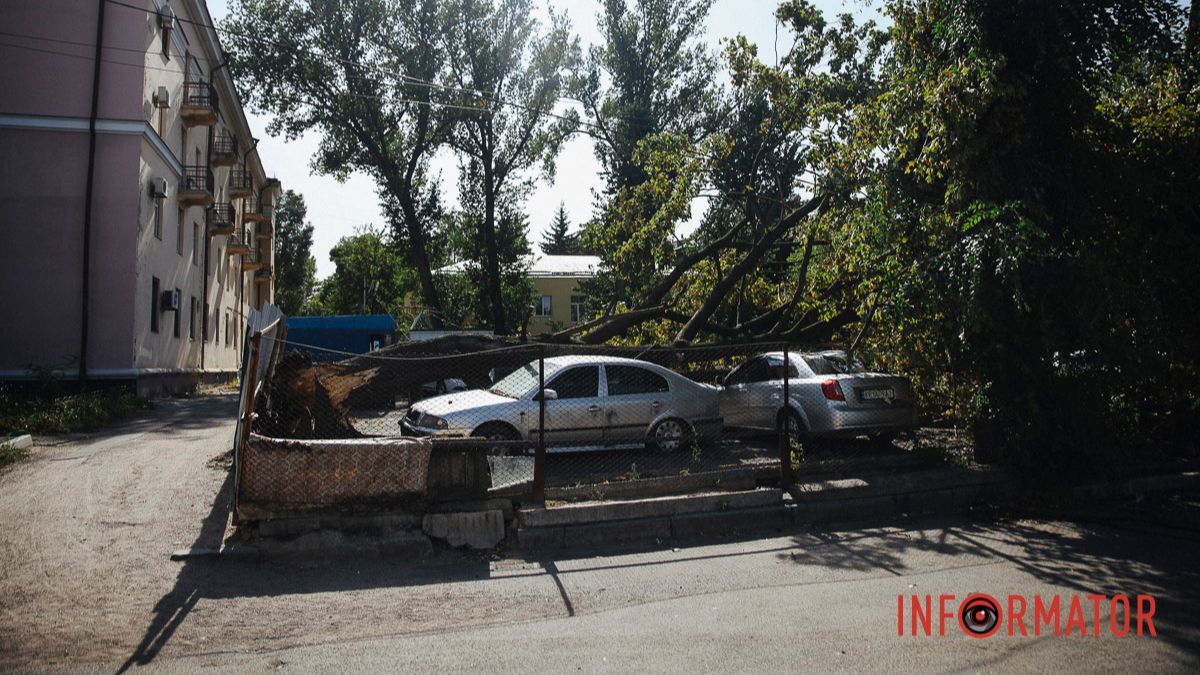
<box><xmin>401</xmin><ymin>355</ymin><xmax>722</xmax><ymax>452</ymax></box>
<box><xmin>719</xmin><ymin>350</ymin><xmax>916</xmax><ymax>442</ymax></box>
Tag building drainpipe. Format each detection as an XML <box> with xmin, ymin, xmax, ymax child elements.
<box><xmin>79</xmin><ymin>0</ymin><xmax>107</xmax><ymax>388</ymax></box>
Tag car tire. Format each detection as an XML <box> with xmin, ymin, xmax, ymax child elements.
<box><xmin>472</xmin><ymin>422</ymin><xmax>521</xmax><ymax>456</ymax></box>
<box><xmin>777</xmin><ymin>408</ymin><xmax>805</xmax><ymax>444</ymax></box>
<box><xmin>649</xmin><ymin>418</ymin><xmax>693</xmax><ymax>453</ymax></box>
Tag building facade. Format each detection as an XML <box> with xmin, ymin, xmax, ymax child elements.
<box><xmin>0</xmin><ymin>0</ymin><xmax>279</xmax><ymax>394</ymax></box>
<box><xmin>434</xmin><ymin>255</ymin><xmax>600</xmax><ymax>335</ymax></box>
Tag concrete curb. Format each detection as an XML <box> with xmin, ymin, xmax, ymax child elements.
<box><xmin>519</xmin><ymin>488</ymin><xmax>782</xmax><ymax>528</ymax></box>
<box><xmin>1071</xmin><ymin>471</ymin><xmax>1200</xmax><ymax>500</ymax></box>
<box><xmin>546</xmin><ymin>468</ymin><xmax>756</xmax><ymax>502</ymax></box>
<box><xmin>1</xmin><ymin>434</ymin><xmax>33</xmax><ymax>450</ymax></box>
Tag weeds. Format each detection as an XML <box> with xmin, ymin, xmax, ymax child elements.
<box><xmin>0</xmin><ymin>442</ymin><xmax>30</xmax><ymax>470</ymax></box>
<box><xmin>0</xmin><ymin>381</ymin><xmax>146</xmax><ymax>436</ymax></box>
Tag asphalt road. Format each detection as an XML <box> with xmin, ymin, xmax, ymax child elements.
<box><xmin>2</xmin><ymin>396</ymin><xmax>1197</xmax><ymax>673</ymax></box>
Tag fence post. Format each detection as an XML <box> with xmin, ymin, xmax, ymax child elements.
<box><xmin>233</xmin><ymin>330</ymin><xmax>263</xmax><ymax>523</ymax></box>
<box><xmin>533</xmin><ymin>344</ymin><xmax>546</xmax><ymax>503</ymax></box>
<box><xmin>779</xmin><ymin>345</ymin><xmax>793</xmax><ymax>487</ymax></box>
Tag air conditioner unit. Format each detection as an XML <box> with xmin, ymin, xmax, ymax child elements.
<box><xmin>158</xmin><ymin>6</ymin><xmax>175</xmax><ymax>31</ymax></box>
<box><xmin>161</xmin><ymin>289</ymin><xmax>181</xmax><ymax>312</ymax></box>
<box><xmin>153</xmin><ymin>86</ymin><xmax>169</xmax><ymax>108</ymax></box>
<box><xmin>149</xmin><ymin>177</ymin><xmax>168</xmax><ymax>199</ymax></box>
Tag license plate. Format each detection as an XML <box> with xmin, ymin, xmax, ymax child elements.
<box><xmin>861</xmin><ymin>388</ymin><xmax>895</xmax><ymax>401</ymax></box>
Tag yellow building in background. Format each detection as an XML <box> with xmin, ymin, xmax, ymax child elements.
<box><xmin>435</xmin><ymin>255</ymin><xmax>600</xmax><ymax>335</ymax></box>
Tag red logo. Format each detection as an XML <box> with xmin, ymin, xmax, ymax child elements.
<box><xmin>897</xmin><ymin>593</ymin><xmax>1157</xmax><ymax>638</ymax></box>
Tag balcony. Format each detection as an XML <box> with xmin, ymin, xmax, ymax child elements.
<box><xmin>228</xmin><ymin>166</ymin><xmax>253</xmax><ymax>198</ymax></box>
<box><xmin>226</xmin><ymin>227</ymin><xmax>251</xmax><ymax>256</ymax></box>
<box><xmin>211</xmin><ymin>132</ymin><xmax>237</xmax><ymax>167</ymax></box>
<box><xmin>255</xmin><ymin>218</ymin><xmax>273</xmax><ymax>240</ymax></box>
<box><xmin>180</xmin><ymin>81</ymin><xmax>218</xmax><ymax>127</ymax></box>
<box><xmin>255</xmin><ymin>265</ymin><xmax>273</xmax><ymax>284</ymax></box>
<box><xmin>206</xmin><ymin>202</ymin><xmax>235</xmax><ymax>236</ymax></box>
<box><xmin>242</xmin><ymin>193</ymin><xmax>268</xmax><ymax>223</ymax></box>
<box><xmin>178</xmin><ymin>165</ymin><xmax>214</xmax><ymax>207</ymax></box>
<box><xmin>242</xmin><ymin>243</ymin><xmax>264</xmax><ymax>272</ymax></box>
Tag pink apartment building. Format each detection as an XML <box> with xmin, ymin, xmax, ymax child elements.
<box><xmin>0</xmin><ymin>0</ymin><xmax>279</xmax><ymax>395</ymax></box>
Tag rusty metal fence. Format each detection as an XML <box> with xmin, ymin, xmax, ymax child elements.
<box><xmin>230</xmin><ymin>329</ymin><xmax>922</xmax><ymax>520</ymax></box>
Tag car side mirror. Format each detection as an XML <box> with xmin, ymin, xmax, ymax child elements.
<box><xmin>536</xmin><ymin>388</ymin><xmax>558</xmax><ymax>401</ymax></box>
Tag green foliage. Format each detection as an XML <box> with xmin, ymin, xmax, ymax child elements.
<box><xmin>0</xmin><ymin>442</ymin><xmax>29</xmax><ymax>471</ymax></box>
<box><xmin>539</xmin><ymin>202</ymin><xmax>580</xmax><ymax>255</ymax></box>
<box><xmin>304</xmin><ymin>226</ymin><xmax>414</xmax><ymax>320</ymax></box>
<box><xmin>272</xmin><ymin>190</ymin><xmax>318</xmax><ymax>316</ymax></box>
<box><xmin>0</xmin><ymin>382</ymin><xmax>145</xmax><ymax>436</ymax></box>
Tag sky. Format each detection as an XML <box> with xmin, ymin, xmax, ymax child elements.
<box><xmin>205</xmin><ymin>0</ymin><xmax>877</xmax><ymax>278</ymax></box>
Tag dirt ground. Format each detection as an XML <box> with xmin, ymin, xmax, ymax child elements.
<box><xmin>1</xmin><ymin>395</ymin><xmax>1198</xmax><ymax>672</ymax></box>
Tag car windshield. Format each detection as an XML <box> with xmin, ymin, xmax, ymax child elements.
<box><xmin>489</xmin><ymin>361</ymin><xmax>553</xmax><ymax>398</ymax></box>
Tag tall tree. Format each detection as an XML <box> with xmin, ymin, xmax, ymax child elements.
<box><xmin>224</xmin><ymin>0</ymin><xmax>454</xmax><ymax>326</ymax></box>
<box><xmin>539</xmin><ymin>202</ymin><xmax>576</xmax><ymax>255</ymax></box>
<box><xmin>305</xmin><ymin>226</ymin><xmax>413</xmax><ymax>317</ymax></box>
<box><xmin>574</xmin><ymin>0</ymin><xmax>718</xmax><ymax>195</ymax></box>
<box><xmin>272</xmin><ymin>190</ymin><xmax>317</xmax><ymax>316</ymax></box>
<box><xmin>445</xmin><ymin>0</ymin><xmax>578</xmax><ymax>334</ymax></box>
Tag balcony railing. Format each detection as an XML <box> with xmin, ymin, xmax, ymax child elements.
<box><xmin>206</xmin><ymin>202</ymin><xmax>235</xmax><ymax>236</ymax></box>
<box><xmin>228</xmin><ymin>165</ymin><xmax>253</xmax><ymax>198</ymax></box>
<box><xmin>226</xmin><ymin>227</ymin><xmax>251</xmax><ymax>255</ymax></box>
<box><xmin>255</xmin><ymin>217</ymin><xmax>273</xmax><ymax>240</ymax></box>
<box><xmin>180</xmin><ymin>81</ymin><xmax>218</xmax><ymax>127</ymax></box>
<box><xmin>178</xmin><ymin>165</ymin><xmax>214</xmax><ymax>207</ymax></box>
<box><xmin>242</xmin><ymin>193</ymin><xmax>267</xmax><ymax>223</ymax></box>
<box><xmin>255</xmin><ymin>265</ymin><xmax>273</xmax><ymax>283</ymax></box>
<box><xmin>211</xmin><ymin>131</ymin><xmax>237</xmax><ymax>167</ymax></box>
<box><xmin>242</xmin><ymin>243</ymin><xmax>264</xmax><ymax>271</ymax></box>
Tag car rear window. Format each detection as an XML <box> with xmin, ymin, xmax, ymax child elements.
<box><xmin>804</xmin><ymin>354</ymin><xmax>866</xmax><ymax>375</ymax></box>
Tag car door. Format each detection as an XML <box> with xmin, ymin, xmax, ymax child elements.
<box><xmin>602</xmin><ymin>364</ymin><xmax>671</xmax><ymax>445</ymax></box>
<box><xmin>541</xmin><ymin>365</ymin><xmax>604</xmax><ymax>449</ymax></box>
<box><xmin>720</xmin><ymin>357</ymin><xmax>769</xmax><ymax>427</ymax></box>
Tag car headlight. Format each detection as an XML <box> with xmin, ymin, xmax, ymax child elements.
<box><xmin>421</xmin><ymin>414</ymin><xmax>449</xmax><ymax>429</ymax></box>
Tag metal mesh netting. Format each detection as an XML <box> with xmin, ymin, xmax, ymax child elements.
<box><xmin>240</xmin><ymin>335</ymin><xmax>924</xmax><ymax>508</ymax></box>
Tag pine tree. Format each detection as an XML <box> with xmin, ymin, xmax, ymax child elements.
<box><xmin>540</xmin><ymin>202</ymin><xmax>576</xmax><ymax>255</ymax></box>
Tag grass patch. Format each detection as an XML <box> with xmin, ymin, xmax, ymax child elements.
<box><xmin>0</xmin><ymin>387</ymin><xmax>147</xmax><ymax>436</ymax></box>
<box><xmin>0</xmin><ymin>442</ymin><xmax>30</xmax><ymax>470</ymax></box>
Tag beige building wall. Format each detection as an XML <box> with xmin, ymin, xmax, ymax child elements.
<box><xmin>528</xmin><ymin>276</ymin><xmax>589</xmax><ymax>335</ymax></box>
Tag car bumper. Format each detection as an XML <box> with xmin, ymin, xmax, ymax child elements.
<box><xmin>808</xmin><ymin>404</ymin><xmax>916</xmax><ymax>436</ymax></box>
<box><xmin>400</xmin><ymin>420</ymin><xmax>467</xmax><ymax>438</ymax></box>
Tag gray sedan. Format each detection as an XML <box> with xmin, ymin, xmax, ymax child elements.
<box><xmin>719</xmin><ymin>350</ymin><xmax>916</xmax><ymax>442</ymax></box>
<box><xmin>401</xmin><ymin>355</ymin><xmax>722</xmax><ymax>452</ymax></box>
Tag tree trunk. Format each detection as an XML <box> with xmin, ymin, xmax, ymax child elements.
<box><xmin>482</xmin><ymin>158</ymin><xmax>507</xmax><ymax>334</ymax></box>
<box><xmin>398</xmin><ymin>192</ymin><xmax>443</xmax><ymax>329</ymax></box>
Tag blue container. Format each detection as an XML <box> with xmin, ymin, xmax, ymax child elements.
<box><xmin>284</xmin><ymin>315</ymin><xmax>399</xmax><ymax>362</ymax></box>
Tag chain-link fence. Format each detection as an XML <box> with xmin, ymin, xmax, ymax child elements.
<box><xmin>236</xmin><ymin>332</ymin><xmax>923</xmax><ymax>516</ymax></box>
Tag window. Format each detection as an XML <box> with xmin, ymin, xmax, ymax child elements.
<box><xmin>570</xmin><ymin>295</ymin><xmax>586</xmax><ymax>324</ymax></box>
<box><xmin>605</xmin><ymin>365</ymin><xmax>669</xmax><ymax>396</ymax></box>
<box><xmin>153</xmin><ymin>197</ymin><xmax>163</xmax><ymax>239</ymax></box>
<box><xmin>727</xmin><ymin>358</ymin><xmax>771</xmax><ymax>385</ymax></box>
<box><xmin>224</xmin><ymin>311</ymin><xmax>231</xmax><ymax>347</ymax></box>
<box><xmin>172</xmin><ymin>288</ymin><xmax>181</xmax><ymax>338</ymax></box>
<box><xmin>546</xmin><ymin>366</ymin><xmax>599</xmax><ymax>399</ymax></box>
<box><xmin>534</xmin><ymin>295</ymin><xmax>552</xmax><ymax>317</ymax></box>
<box><xmin>159</xmin><ymin>6</ymin><xmax>172</xmax><ymax>59</ymax></box>
<box><xmin>192</xmin><ymin>223</ymin><xmax>200</xmax><ymax>265</ymax></box>
<box><xmin>189</xmin><ymin>296</ymin><xmax>197</xmax><ymax>340</ymax></box>
<box><xmin>150</xmin><ymin>277</ymin><xmax>160</xmax><ymax>333</ymax></box>
<box><xmin>176</xmin><ymin>209</ymin><xmax>184</xmax><ymax>255</ymax></box>
<box><xmin>765</xmin><ymin>357</ymin><xmax>800</xmax><ymax>380</ymax></box>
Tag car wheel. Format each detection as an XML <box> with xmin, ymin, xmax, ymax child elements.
<box><xmin>472</xmin><ymin>422</ymin><xmax>520</xmax><ymax>456</ymax></box>
<box><xmin>777</xmin><ymin>409</ymin><xmax>805</xmax><ymax>444</ymax></box>
<box><xmin>649</xmin><ymin>418</ymin><xmax>692</xmax><ymax>453</ymax></box>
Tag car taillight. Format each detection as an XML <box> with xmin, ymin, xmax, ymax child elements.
<box><xmin>821</xmin><ymin>379</ymin><xmax>845</xmax><ymax>401</ymax></box>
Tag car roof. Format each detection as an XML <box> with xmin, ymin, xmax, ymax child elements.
<box><xmin>541</xmin><ymin>355</ymin><xmax>663</xmax><ymax>367</ymax></box>
<box><xmin>758</xmin><ymin>350</ymin><xmax>848</xmax><ymax>360</ymax></box>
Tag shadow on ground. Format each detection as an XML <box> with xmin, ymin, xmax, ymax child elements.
<box><xmin>120</xmin><ymin>462</ymin><xmax>1200</xmax><ymax>670</ymax></box>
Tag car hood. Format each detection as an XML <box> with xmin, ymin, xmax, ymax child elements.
<box><xmin>412</xmin><ymin>388</ymin><xmax>517</xmax><ymax>418</ymax></box>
